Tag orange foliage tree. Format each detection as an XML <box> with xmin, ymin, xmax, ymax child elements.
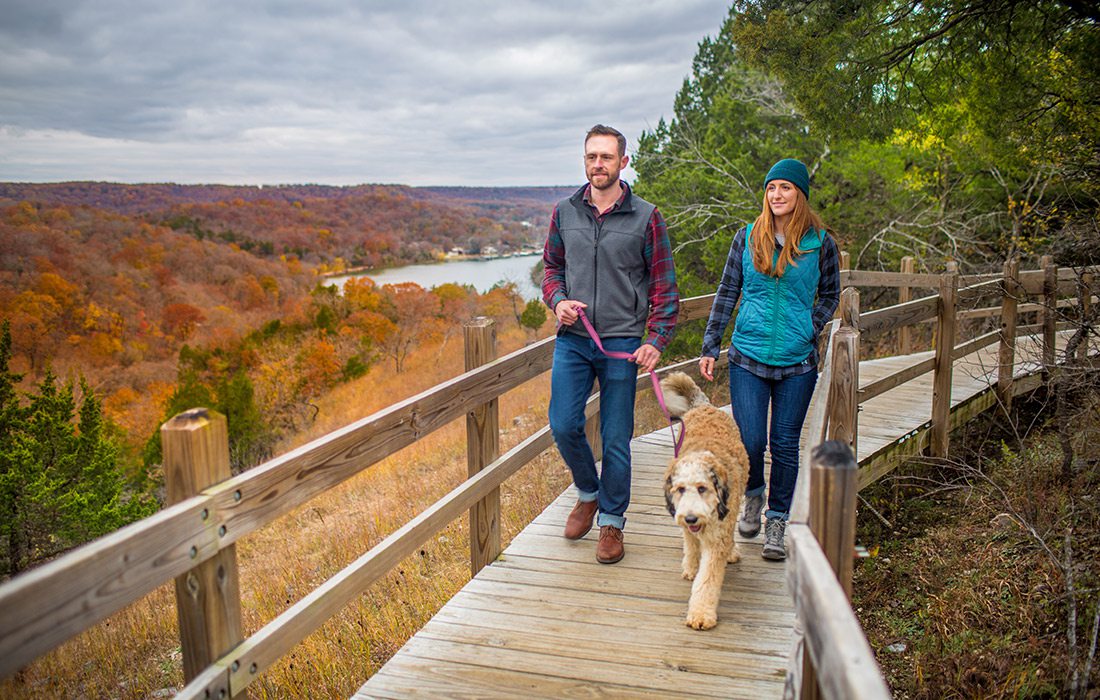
<box><xmin>377</xmin><ymin>282</ymin><xmax>440</xmax><ymax>373</ymax></box>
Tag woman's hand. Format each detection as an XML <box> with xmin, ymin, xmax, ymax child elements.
<box><xmin>699</xmin><ymin>356</ymin><xmax>716</xmax><ymax>382</ymax></box>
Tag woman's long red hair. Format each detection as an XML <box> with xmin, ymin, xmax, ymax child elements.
<box><xmin>749</xmin><ymin>188</ymin><xmax>824</xmax><ymax>277</ymax></box>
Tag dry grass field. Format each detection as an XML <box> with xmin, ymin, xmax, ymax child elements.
<box><xmin>1</xmin><ymin>323</ymin><xmax>583</xmax><ymax>699</ymax></box>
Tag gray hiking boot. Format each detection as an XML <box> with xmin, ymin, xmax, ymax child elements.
<box><xmin>738</xmin><ymin>493</ymin><xmax>765</xmax><ymax>538</ymax></box>
<box><xmin>762</xmin><ymin>518</ymin><xmax>787</xmax><ymax>561</ymax></box>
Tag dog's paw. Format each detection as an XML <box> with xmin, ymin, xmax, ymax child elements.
<box><xmin>727</xmin><ymin>546</ymin><xmax>741</xmax><ymax>564</ymax></box>
<box><xmin>681</xmin><ymin>567</ymin><xmax>697</xmax><ymax>581</ymax></box>
<box><xmin>685</xmin><ymin>611</ymin><xmax>718</xmax><ymax>630</ymax></box>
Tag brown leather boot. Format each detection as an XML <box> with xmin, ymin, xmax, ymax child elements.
<box><xmin>596</xmin><ymin>525</ymin><xmax>624</xmax><ymax>564</ymax></box>
<box><xmin>563</xmin><ymin>499</ymin><xmax>598</xmax><ymax>540</ymax></box>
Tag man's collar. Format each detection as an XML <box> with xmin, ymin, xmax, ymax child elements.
<box><xmin>582</xmin><ymin>181</ymin><xmax>630</xmax><ymax>213</ymax></box>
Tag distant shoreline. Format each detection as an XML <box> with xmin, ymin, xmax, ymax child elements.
<box><xmin>320</xmin><ymin>250</ymin><xmax>541</xmax><ymax>279</ymax></box>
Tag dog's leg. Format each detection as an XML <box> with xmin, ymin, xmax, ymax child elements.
<box><xmin>681</xmin><ymin>531</ymin><xmax>700</xmax><ymax>580</ymax></box>
<box><xmin>727</xmin><ymin>540</ymin><xmax>742</xmax><ymax>564</ymax></box>
<box><xmin>727</xmin><ymin>499</ymin><xmax>743</xmax><ymax>563</ymax></box>
<box><xmin>685</xmin><ymin>541</ymin><xmax>727</xmax><ymax>630</ymax></box>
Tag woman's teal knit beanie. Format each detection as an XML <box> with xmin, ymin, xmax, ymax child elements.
<box><xmin>764</xmin><ymin>158</ymin><xmax>810</xmax><ymax>200</ymax></box>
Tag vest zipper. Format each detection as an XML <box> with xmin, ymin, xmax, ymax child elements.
<box><xmin>592</xmin><ymin>215</ymin><xmax>603</xmax><ymax>329</ymax></box>
<box><xmin>767</xmin><ymin>275</ymin><xmax>782</xmax><ymax>363</ymax></box>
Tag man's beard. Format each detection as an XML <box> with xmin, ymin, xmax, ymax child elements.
<box><xmin>588</xmin><ymin>170</ymin><xmax>620</xmax><ymax>190</ymax></box>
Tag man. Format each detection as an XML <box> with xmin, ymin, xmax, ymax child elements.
<box><xmin>542</xmin><ymin>124</ymin><xmax>679</xmax><ymax>564</ymax></box>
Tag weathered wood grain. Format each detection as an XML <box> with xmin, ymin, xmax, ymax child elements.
<box><xmin>787</xmin><ymin>525</ymin><xmax>892</xmax><ymax>700</ymax></box>
<box><xmin>464</xmin><ymin>318</ymin><xmax>500</xmax><ymax>576</ymax></box>
<box><xmin>843</xmin><ymin>269</ymin><xmax>943</xmax><ymax>288</ymax></box>
<box><xmin>860</xmin><ymin>295</ymin><xmax>939</xmax><ymax>335</ymax></box>
<box><xmin>162</xmin><ymin>410</ymin><xmax>243</xmax><ymax>687</ymax></box>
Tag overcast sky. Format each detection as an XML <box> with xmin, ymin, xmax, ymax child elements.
<box><xmin>0</xmin><ymin>1</ymin><xmax>730</xmax><ymax>187</ymax></box>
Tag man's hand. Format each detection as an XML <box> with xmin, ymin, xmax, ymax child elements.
<box><xmin>699</xmin><ymin>356</ymin><xmax>716</xmax><ymax>381</ymax></box>
<box><xmin>554</xmin><ymin>299</ymin><xmax>586</xmax><ymax>326</ymax></box>
<box><xmin>632</xmin><ymin>343</ymin><xmax>661</xmax><ymax>374</ymax></box>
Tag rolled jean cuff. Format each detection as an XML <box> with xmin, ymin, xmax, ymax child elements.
<box><xmin>765</xmin><ymin>509</ymin><xmax>789</xmax><ymax>522</ymax></box>
<box><xmin>576</xmin><ymin>489</ymin><xmax>598</xmax><ymax>503</ymax></box>
<box><xmin>597</xmin><ymin>513</ymin><xmax>626</xmax><ymax>530</ymax></box>
<box><xmin>745</xmin><ymin>484</ymin><xmax>766</xmax><ymax>498</ymax></box>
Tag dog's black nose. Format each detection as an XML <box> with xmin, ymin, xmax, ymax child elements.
<box><xmin>684</xmin><ymin>515</ymin><xmax>697</xmax><ymax>524</ymax></box>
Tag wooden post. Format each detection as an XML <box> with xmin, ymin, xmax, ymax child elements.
<box><xmin>1080</xmin><ymin>272</ymin><xmax>1094</xmax><ymax>362</ymax></box>
<box><xmin>833</xmin><ymin>251</ymin><xmax>851</xmax><ymax>320</ymax></box>
<box><xmin>898</xmin><ymin>256</ymin><xmax>914</xmax><ymax>355</ymax></box>
<box><xmin>827</xmin><ymin>288</ymin><xmax>860</xmax><ymax>457</ymax></box>
<box><xmin>997</xmin><ymin>258</ymin><xmax>1019</xmax><ymax>409</ymax></box>
<box><xmin>162</xmin><ymin>409</ymin><xmax>243</xmax><ymax>687</ymax></box>
<box><xmin>931</xmin><ymin>271</ymin><xmax>958</xmax><ymax>458</ymax></box>
<box><xmin>801</xmin><ymin>440</ymin><xmax>859</xmax><ymax>700</ymax></box>
<box><xmin>464</xmin><ymin>317</ymin><xmax>500</xmax><ymax>576</ymax></box>
<box><xmin>1041</xmin><ymin>255</ymin><xmax>1057</xmax><ymax>368</ymax></box>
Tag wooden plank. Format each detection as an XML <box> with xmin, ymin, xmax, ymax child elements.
<box><xmin>957</xmin><ymin>277</ymin><xmax>1005</xmax><ymax>309</ymax></box>
<box><xmin>453</xmin><ymin>575</ymin><xmax>794</xmax><ymax>631</ymax></box>
<box><xmin>787</xmin><ymin>525</ymin><xmax>891</xmax><ymax>700</ymax></box>
<box><xmin>416</xmin><ymin>619</ymin><xmax>788</xmax><ymax>683</ymax></box>
<box><xmin>679</xmin><ymin>293</ymin><xmax>718</xmax><ymax>323</ymax></box>
<box><xmin>362</xmin><ymin>658</ymin><xmax>706</xmax><ymax>700</ymax></box>
<box><xmin>858</xmin><ymin>356</ymin><xmax>935</xmax><ymax>403</ymax></box>
<box><xmin>950</xmin><ymin>329</ymin><xmax>1001</xmax><ymax>362</ymax></box>
<box><xmin>389</xmin><ymin>634</ymin><xmax>781</xmax><ymax>699</ymax></box>
<box><xmin>434</xmin><ymin>593</ymin><xmax>791</xmax><ymax>654</ymax></box>
<box><xmin>860</xmin><ymin>295</ymin><xmax>939</xmax><ymax>335</ymax></box>
<box><xmin>843</xmin><ymin>269</ymin><xmax>943</xmax><ymax>288</ymax></box>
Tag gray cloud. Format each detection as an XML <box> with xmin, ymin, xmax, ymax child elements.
<box><xmin>0</xmin><ymin>0</ymin><xmax>729</xmax><ymax>185</ymax></box>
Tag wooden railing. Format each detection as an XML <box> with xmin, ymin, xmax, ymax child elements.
<box><xmin>1</xmin><ymin>254</ymin><xmax>1093</xmax><ymax>698</ymax></box>
<box><xmin>789</xmin><ymin>256</ymin><xmax>1097</xmax><ymax>699</ymax></box>
<box><xmin>0</xmin><ymin>295</ymin><xmax>715</xmax><ymax>697</ymax></box>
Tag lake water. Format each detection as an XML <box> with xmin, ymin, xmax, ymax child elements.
<box><xmin>325</xmin><ymin>253</ymin><xmax>543</xmax><ymax>300</ymax></box>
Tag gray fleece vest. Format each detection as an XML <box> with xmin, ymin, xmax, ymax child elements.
<box><xmin>557</xmin><ymin>185</ymin><xmax>656</xmax><ymax>339</ymax></box>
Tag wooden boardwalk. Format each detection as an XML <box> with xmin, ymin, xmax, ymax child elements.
<box><xmin>356</xmin><ymin>416</ymin><xmax>794</xmax><ymax>699</ymax></box>
<box><xmin>357</xmin><ymin>332</ymin><xmax>1090</xmax><ymax>699</ymax></box>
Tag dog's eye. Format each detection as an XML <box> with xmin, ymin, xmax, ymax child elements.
<box><xmin>697</xmin><ymin>486</ymin><xmax>707</xmax><ymax>495</ymax></box>
<box><xmin>677</xmin><ymin>486</ymin><xmax>686</xmax><ymax>494</ymax></box>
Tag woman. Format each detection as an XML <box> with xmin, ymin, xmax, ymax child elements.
<box><xmin>698</xmin><ymin>158</ymin><xmax>840</xmax><ymax>560</ymax></box>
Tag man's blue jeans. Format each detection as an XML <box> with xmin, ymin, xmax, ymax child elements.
<box><xmin>729</xmin><ymin>364</ymin><xmax>817</xmax><ymax>521</ymax></box>
<box><xmin>549</xmin><ymin>332</ymin><xmax>640</xmax><ymax>530</ymax></box>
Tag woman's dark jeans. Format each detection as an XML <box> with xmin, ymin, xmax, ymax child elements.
<box><xmin>728</xmin><ymin>364</ymin><xmax>817</xmax><ymax>521</ymax></box>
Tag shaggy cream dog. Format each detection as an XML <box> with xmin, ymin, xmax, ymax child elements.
<box><xmin>661</xmin><ymin>372</ymin><xmax>750</xmax><ymax>630</ymax></box>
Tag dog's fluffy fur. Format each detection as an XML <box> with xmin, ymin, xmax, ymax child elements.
<box><xmin>661</xmin><ymin>372</ymin><xmax>750</xmax><ymax>630</ymax></box>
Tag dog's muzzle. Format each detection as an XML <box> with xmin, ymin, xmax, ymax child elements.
<box><xmin>683</xmin><ymin>514</ymin><xmax>703</xmax><ymax>533</ymax></box>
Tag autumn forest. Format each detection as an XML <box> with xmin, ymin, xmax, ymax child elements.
<box><xmin>0</xmin><ymin>182</ymin><xmax>568</xmax><ymax>575</ymax></box>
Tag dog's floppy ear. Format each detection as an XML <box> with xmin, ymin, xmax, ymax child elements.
<box><xmin>664</xmin><ymin>476</ymin><xmax>676</xmax><ymax>516</ymax></box>
<box><xmin>710</xmin><ymin>469</ymin><xmax>731</xmax><ymax>520</ymax></box>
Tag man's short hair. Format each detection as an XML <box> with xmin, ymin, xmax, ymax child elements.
<box><xmin>585</xmin><ymin>124</ymin><xmax>627</xmax><ymax>157</ymax></box>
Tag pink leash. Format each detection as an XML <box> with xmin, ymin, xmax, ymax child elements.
<box><xmin>574</xmin><ymin>308</ymin><xmax>685</xmax><ymax>457</ymax></box>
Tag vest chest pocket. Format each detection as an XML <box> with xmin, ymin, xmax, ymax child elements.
<box><xmin>598</xmin><ymin>226</ymin><xmax>645</xmax><ymax>264</ymax></box>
